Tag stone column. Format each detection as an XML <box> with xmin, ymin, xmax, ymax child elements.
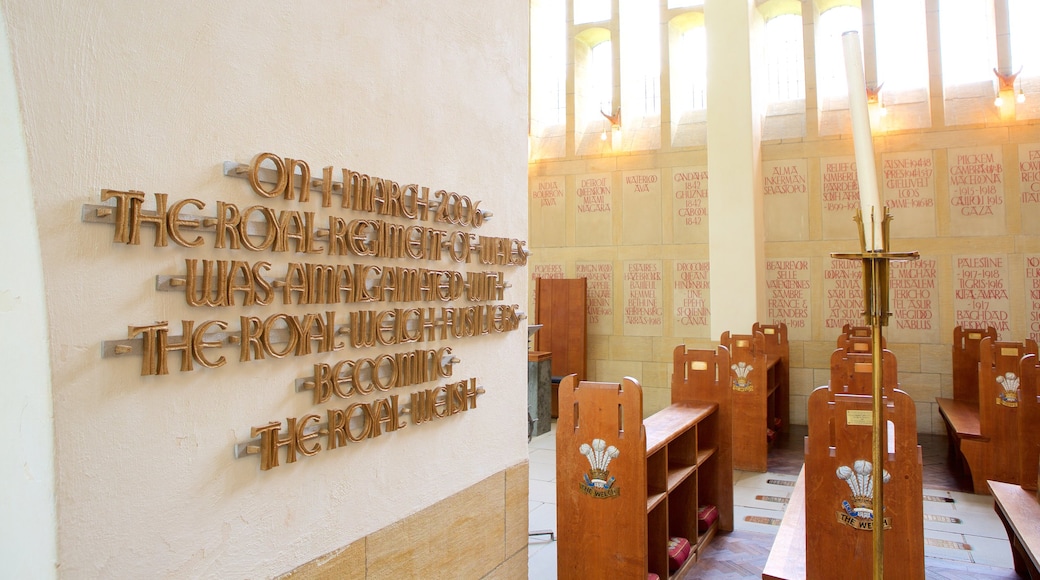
<box><xmin>705</xmin><ymin>0</ymin><xmax>765</xmax><ymax>337</ymax></box>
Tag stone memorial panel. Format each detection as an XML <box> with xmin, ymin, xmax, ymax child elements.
<box><xmin>575</xmin><ymin>173</ymin><xmax>613</xmax><ymax>246</ymax></box>
<box><xmin>530</xmin><ymin>177</ymin><xmax>567</xmax><ymax>246</ymax></box>
<box><xmin>821</xmin><ymin>156</ymin><xmax>862</xmax><ymax>241</ymax></box>
<box><xmin>1019</xmin><ymin>143</ymin><xmax>1040</xmax><ymax>235</ymax></box>
<box><xmin>671</xmin><ymin>166</ymin><xmax>709</xmax><ymax>244</ymax></box>
<box><xmin>1026</xmin><ymin>254</ymin><xmax>1040</xmax><ymax>343</ymax></box>
<box><xmin>947</xmin><ymin>146</ymin><xmax>1005</xmax><ymax>236</ymax></box>
<box><xmin>822</xmin><ymin>258</ymin><xmax>863</xmax><ymax>333</ymax></box>
<box><xmin>622</xmin><ymin>170</ymin><xmax>663</xmax><ymax>245</ymax></box>
<box><xmin>672</xmin><ymin>260</ymin><xmax>710</xmax><ymax>338</ymax></box>
<box><xmin>953</xmin><ymin>254</ymin><xmax>1010</xmax><ymax>336</ymax></box>
<box><xmin>763</xmin><ymin>159</ymin><xmax>809</xmax><ymax>241</ymax></box>
<box><xmin>881</xmin><ymin>150</ymin><xmax>936</xmax><ymax>238</ymax></box>
<box><xmin>577</xmin><ymin>261</ymin><xmax>614</xmax><ymax>335</ymax></box>
<box><xmin>765</xmin><ymin>258</ymin><xmax>811</xmax><ymax>341</ymax></box>
<box><xmin>888</xmin><ymin>258</ymin><xmax>939</xmax><ymax>343</ymax></box>
<box><xmin>623</xmin><ymin>260</ymin><xmax>664</xmax><ymax>337</ymax></box>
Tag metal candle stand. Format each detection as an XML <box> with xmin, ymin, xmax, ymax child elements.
<box><xmin>831</xmin><ymin>208</ymin><xmax>918</xmax><ymax>579</ymax></box>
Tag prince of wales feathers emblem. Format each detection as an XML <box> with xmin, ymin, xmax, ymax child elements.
<box><xmin>732</xmin><ymin>361</ymin><xmax>753</xmax><ymax>392</ymax></box>
<box><xmin>579</xmin><ymin>438</ymin><xmax>621</xmax><ymax>498</ymax></box>
<box><xmin>836</xmin><ymin>459</ymin><xmax>892</xmax><ymax>530</ymax></box>
<box><xmin>996</xmin><ymin>372</ymin><xmax>1019</xmax><ymax>407</ymax></box>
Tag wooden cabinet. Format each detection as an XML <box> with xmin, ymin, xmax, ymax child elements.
<box><xmin>556</xmin><ymin>375</ymin><xmax>731</xmax><ymax>580</ymax></box>
<box><xmin>533</xmin><ymin>278</ymin><xmax>587</xmax><ymax>418</ymax></box>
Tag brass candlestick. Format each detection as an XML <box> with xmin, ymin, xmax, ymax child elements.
<box><xmin>832</xmin><ymin>208</ymin><xmax>918</xmax><ymax>579</ymax></box>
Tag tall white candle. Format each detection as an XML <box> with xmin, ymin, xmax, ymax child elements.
<box><xmin>842</xmin><ymin>31</ymin><xmax>883</xmax><ymax>251</ymax></box>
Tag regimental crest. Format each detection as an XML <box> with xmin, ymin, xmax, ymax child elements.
<box><xmin>835</xmin><ymin>459</ymin><xmax>892</xmax><ymax>531</ymax></box>
<box><xmin>731</xmin><ymin>361</ymin><xmax>753</xmax><ymax>392</ymax></box>
<box><xmin>578</xmin><ymin>438</ymin><xmax>620</xmax><ymax>499</ymax></box>
<box><xmin>995</xmin><ymin>372</ymin><xmax>1020</xmax><ymax>407</ymax></box>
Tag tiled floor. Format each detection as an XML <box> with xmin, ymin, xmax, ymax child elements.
<box><xmin>528</xmin><ymin>422</ymin><xmax>1020</xmax><ymax>579</ymax></box>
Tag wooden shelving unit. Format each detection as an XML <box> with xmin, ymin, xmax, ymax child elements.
<box><xmin>645</xmin><ymin>403</ymin><xmax>722</xmax><ymax>579</ymax></box>
<box><xmin>556</xmin><ymin>375</ymin><xmax>731</xmax><ymax>580</ymax></box>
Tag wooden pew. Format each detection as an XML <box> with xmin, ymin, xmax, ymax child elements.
<box><xmin>951</xmin><ymin>326</ymin><xmax>997</xmax><ymax>405</ymax></box>
<box><xmin>829</xmin><ymin>348</ymin><xmax>899</xmax><ymax>396</ymax></box>
<box><xmin>988</xmin><ymin>480</ymin><xmax>1040</xmax><ymax>579</ymax></box>
<box><xmin>938</xmin><ymin>337</ymin><xmax>1038</xmax><ymax>494</ymax></box>
<box><xmin>836</xmin><ymin>324</ymin><xmax>886</xmax><ymax>355</ymax></box>
<box><xmin>719</xmin><ymin>331</ymin><xmax>782</xmax><ymax>472</ymax></box>
<box><xmin>765</xmin><ymin>365</ymin><xmax>924</xmax><ymax>579</ymax></box>
<box><xmin>753</xmin><ymin>322</ymin><xmax>790</xmax><ymax>436</ymax></box>
<box><xmin>1019</xmin><ymin>353</ymin><xmax>1040</xmax><ymax>492</ymax></box>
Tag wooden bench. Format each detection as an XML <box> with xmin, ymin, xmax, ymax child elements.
<box><xmin>765</xmin><ymin>360</ymin><xmax>924</xmax><ymax>579</ymax></box>
<box><xmin>753</xmin><ymin>322</ymin><xmax>790</xmax><ymax>437</ymax></box>
<box><xmin>951</xmin><ymin>326</ymin><xmax>997</xmax><ymax>404</ymax></box>
<box><xmin>937</xmin><ymin>336</ymin><xmax>1038</xmax><ymax>494</ymax></box>
<box><xmin>718</xmin><ymin>329</ymin><xmax>787</xmax><ymax>472</ymax></box>
<box><xmin>1020</xmin><ymin>353</ymin><xmax>1040</xmax><ymax>493</ymax></box>
<box><xmin>829</xmin><ymin>347</ymin><xmax>898</xmax><ymax>396</ymax></box>
<box><xmin>836</xmin><ymin>324</ymin><xmax>886</xmax><ymax>355</ymax></box>
<box><xmin>762</xmin><ymin>467</ymin><xmax>806</xmax><ymax>580</ymax></box>
<box><xmin>988</xmin><ymin>480</ymin><xmax>1040</xmax><ymax>579</ymax></box>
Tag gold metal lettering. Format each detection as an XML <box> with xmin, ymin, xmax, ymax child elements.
<box><xmin>192</xmin><ymin>319</ymin><xmax>228</xmax><ymax>369</ymax></box>
<box><xmin>284</xmin><ymin>158</ymin><xmax>310</xmax><ymax>202</ymax></box>
<box><xmin>239</xmin><ymin>205</ymin><xmax>277</xmax><ymax>251</ymax></box>
<box><xmin>251</xmin><ymin>421</ymin><xmax>288</xmax><ymax>470</ymax></box>
<box><xmin>248</xmin><ymin>153</ymin><xmax>287</xmax><ymax>198</ymax></box>
<box><xmin>157</xmin><ymin>320</ymin><xmax>194</xmax><ymax>374</ymax></box>
<box><xmin>129</xmin><ymin>192</ymin><xmax>168</xmax><ymax>247</ymax></box>
<box><xmin>294</xmin><ymin>414</ymin><xmax>321</xmax><ymax>457</ymax></box>
<box><xmin>100</xmin><ymin>189</ymin><xmax>143</xmax><ymax>243</ymax></box>
<box><xmin>167</xmin><ymin>198</ymin><xmax>204</xmax><ymax>247</ymax></box>
<box><xmin>214</xmin><ymin>202</ymin><xmax>242</xmax><ymax>250</ymax></box>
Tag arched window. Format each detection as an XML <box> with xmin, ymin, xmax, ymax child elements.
<box><xmin>620</xmin><ymin>0</ymin><xmax>661</xmax><ymax>150</ymax></box>
<box><xmin>939</xmin><ymin>0</ymin><xmax>996</xmax><ymax>88</ymax></box>
<box><xmin>764</xmin><ymin>14</ymin><xmax>805</xmax><ymax>104</ymax></box>
<box><xmin>621</xmin><ymin>0</ymin><xmax>661</xmax><ymax>117</ymax></box>
<box><xmin>589</xmin><ymin>40</ymin><xmax>614</xmax><ymax>117</ymax></box>
<box><xmin>761</xmin><ymin>9</ymin><xmax>806</xmax><ymax>141</ymax></box>
<box><xmin>874</xmin><ymin>0</ymin><xmax>927</xmax><ymax>99</ymax></box>
<box><xmin>574</xmin><ymin>28</ymin><xmax>614</xmax><ymax>155</ymax></box>
<box><xmin>1009</xmin><ymin>0</ymin><xmax>1039</xmax><ymax>74</ymax></box>
<box><xmin>574</xmin><ymin>0</ymin><xmax>610</xmax><ymax>25</ymax></box>
<box><xmin>815</xmin><ymin>6</ymin><xmax>862</xmax><ymax>108</ymax></box>
<box><xmin>938</xmin><ymin>0</ymin><xmax>997</xmax><ymax>124</ymax></box>
<box><xmin>530</xmin><ymin>0</ymin><xmax>566</xmax><ymax>160</ymax></box>
<box><xmin>873</xmin><ymin>0</ymin><xmax>929</xmax><ymax>130</ymax></box>
<box><xmin>1009</xmin><ymin>0</ymin><xmax>1040</xmax><ymax>119</ymax></box>
<box><xmin>674</xmin><ymin>25</ymin><xmax>707</xmax><ymax>113</ymax></box>
<box><xmin>667</xmin><ymin>11</ymin><xmax>707</xmax><ymax>148</ymax></box>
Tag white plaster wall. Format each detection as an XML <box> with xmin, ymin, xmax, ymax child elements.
<box><xmin>0</xmin><ymin>7</ymin><xmax>57</xmax><ymax>578</ymax></box>
<box><xmin>1</xmin><ymin>1</ymin><xmax>529</xmax><ymax>577</ymax></box>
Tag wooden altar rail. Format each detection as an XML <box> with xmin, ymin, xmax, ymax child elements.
<box><xmin>936</xmin><ymin>335</ymin><xmax>1040</xmax><ymax>494</ymax></box>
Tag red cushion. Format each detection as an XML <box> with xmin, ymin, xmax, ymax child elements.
<box><xmin>667</xmin><ymin>536</ymin><xmax>691</xmax><ymax>571</ymax></box>
<box><xmin>698</xmin><ymin>504</ymin><xmax>719</xmax><ymax>532</ymax></box>
<box><xmin>648</xmin><ymin>575</ymin><xmax>661</xmax><ymax>580</ymax></box>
